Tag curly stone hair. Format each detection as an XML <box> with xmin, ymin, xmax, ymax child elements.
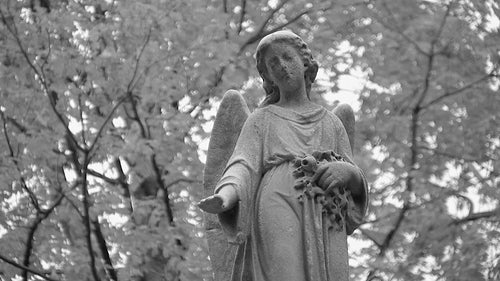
<box><xmin>256</xmin><ymin>30</ymin><xmax>319</xmax><ymax>106</ymax></box>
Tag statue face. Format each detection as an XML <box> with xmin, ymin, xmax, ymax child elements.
<box><xmin>263</xmin><ymin>42</ymin><xmax>306</xmax><ymax>92</ymax></box>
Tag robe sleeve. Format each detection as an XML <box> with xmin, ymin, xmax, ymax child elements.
<box><xmin>335</xmin><ymin>118</ymin><xmax>369</xmax><ymax>235</ymax></box>
<box><xmin>214</xmin><ymin>112</ymin><xmax>265</xmax><ymax>244</ymax></box>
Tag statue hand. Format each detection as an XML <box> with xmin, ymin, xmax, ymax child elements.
<box><xmin>198</xmin><ymin>184</ymin><xmax>239</xmax><ymax>214</ymax></box>
<box><xmin>198</xmin><ymin>194</ymin><xmax>227</xmax><ymax>214</ymax></box>
<box><xmin>312</xmin><ymin>162</ymin><xmax>361</xmax><ymax>195</ymax></box>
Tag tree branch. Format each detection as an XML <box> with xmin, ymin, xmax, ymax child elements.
<box><xmin>78</xmin><ymin>94</ymin><xmax>87</xmax><ymax>148</ymax></box>
<box><xmin>1</xmin><ymin>111</ymin><xmax>42</xmax><ymax>212</ymax></box>
<box><xmin>88</xmin><ymin>95</ymin><xmax>127</xmax><ymax>156</ymax></box>
<box><xmin>91</xmin><ymin>219</ymin><xmax>118</xmax><ymax>281</ymax></box>
<box><xmin>373</xmin><ymin>1</ymin><xmax>453</xmax><ymax>259</ymax></box>
<box><xmin>451</xmin><ymin>208</ymin><xmax>500</xmax><ymax>225</ymax></box>
<box><xmin>421</xmin><ymin>71</ymin><xmax>497</xmax><ymax>109</ymax></box>
<box><xmin>0</xmin><ymin>254</ymin><xmax>59</xmax><ymax>281</ymax></box>
<box><xmin>80</xmin><ymin>153</ymin><xmax>101</xmax><ymax>281</ymax></box>
<box><xmin>262</xmin><ymin>9</ymin><xmax>312</xmax><ymax>39</ymax></box>
<box><xmin>418</xmin><ymin>145</ymin><xmax>482</xmax><ymax>163</ymax></box>
<box><xmin>22</xmin><ymin>192</ymin><xmax>64</xmax><ymax>281</ymax></box>
<box><xmin>367</xmin><ymin>3</ymin><xmax>428</xmax><ymax>56</ymax></box>
<box><xmin>164</xmin><ymin>177</ymin><xmax>201</xmax><ymax>189</ymax></box>
<box><xmin>237</xmin><ymin>0</ymin><xmax>247</xmax><ymax>35</ymax></box>
<box><xmin>114</xmin><ymin>158</ymin><xmax>133</xmax><ymax>214</ymax></box>
<box><xmin>359</xmin><ymin>228</ymin><xmax>383</xmax><ymax>248</ymax></box>
<box><xmin>22</xmin><ymin>217</ymin><xmax>42</xmax><ymax>281</ymax></box>
<box><xmin>87</xmin><ymin>169</ymin><xmax>121</xmax><ymax>185</ymax></box>
<box><xmin>127</xmin><ymin>27</ymin><xmax>152</xmax><ymax>94</ymax></box>
<box><xmin>0</xmin><ymin>7</ymin><xmax>84</xmax><ymax>153</ymax></box>
<box><xmin>238</xmin><ymin>0</ymin><xmax>290</xmax><ymax>53</ymax></box>
<box><xmin>151</xmin><ymin>155</ymin><xmax>174</xmax><ymax>225</ymax></box>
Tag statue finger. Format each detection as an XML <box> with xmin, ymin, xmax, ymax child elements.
<box><xmin>325</xmin><ymin>179</ymin><xmax>340</xmax><ymax>193</ymax></box>
<box><xmin>312</xmin><ymin>164</ymin><xmax>329</xmax><ymax>183</ymax></box>
<box><xmin>318</xmin><ymin>174</ymin><xmax>336</xmax><ymax>189</ymax></box>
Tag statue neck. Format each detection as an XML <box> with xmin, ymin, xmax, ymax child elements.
<box><xmin>276</xmin><ymin>83</ymin><xmax>309</xmax><ymax>108</ymax></box>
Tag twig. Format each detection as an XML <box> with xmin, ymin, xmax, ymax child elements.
<box><xmin>40</xmin><ymin>28</ymin><xmax>51</xmax><ymax>69</ymax></box>
<box><xmin>418</xmin><ymin>145</ymin><xmax>481</xmax><ymax>162</ymax></box>
<box><xmin>114</xmin><ymin>158</ymin><xmax>133</xmax><ymax>214</ymax></box>
<box><xmin>373</xmin><ymin>1</ymin><xmax>454</xmax><ymax>259</ymax></box>
<box><xmin>359</xmin><ymin>228</ymin><xmax>383</xmax><ymax>248</ymax></box>
<box><xmin>1</xmin><ymin>111</ymin><xmax>42</xmax><ymax>212</ymax></box>
<box><xmin>0</xmin><ymin>254</ymin><xmax>59</xmax><ymax>281</ymax></box>
<box><xmin>127</xmin><ymin>27</ymin><xmax>152</xmax><ymax>94</ymax></box>
<box><xmin>421</xmin><ymin>71</ymin><xmax>496</xmax><ymax>109</ymax></box>
<box><xmin>80</xmin><ymin>153</ymin><xmax>101</xmax><ymax>281</ymax></box>
<box><xmin>22</xmin><ymin>217</ymin><xmax>42</xmax><ymax>281</ymax></box>
<box><xmin>87</xmin><ymin>95</ymin><xmax>127</xmax><ymax>156</ymax></box>
<box><xmin>262</xmin><ymin>9</ymin><xmax>312</xmax><ymax>39</ymax></box>
<box><xmin>367</xmin><ymin>3</ymin><xmax>428</xmax><ymax>56</ymax></box>
<box><xmin>22</xmin><ymin>192</ymin><xmax>64</xmax><ymax>281</ymax></box>
<box><xmin>91</xmin><ymin>219</ymin><xmax>118</xmax><ymax>281</ymax></box>
<box><xmin>87</xmin><ymin>169</ymin><xmax>120</xmax><ymax>185</ymax></box>
<box><xmin>0</xmin><ymin>7</ymin><xmax>84</xmax><ymax>152</ymax></box>
<box><xmin>451</xmin><ymin>208</ymin><xmax>500</xmax><ymax>225</ymax></box>
<box><xmin>164</xmin><ymin>177</ymin><xmax>200</xmax><ymax>189</ymax></box>
<box><xmin>238</xmin><ymin>0</ymin><xmax>290</xmax><ymax>53</ymax></box>
<box><xmin>78</xmin><ymin>94</ymin><xmax>87</xmax><ymax>148</ymax></box>
<box><xmin>237</xmin><ymin>0</ymin><xmax>247</xmax><ymax>35</ymax></box>
<box><xmin>151</xmin><ymin>155</ymin><xmax>174</xmax><ymax>224</ymax></box>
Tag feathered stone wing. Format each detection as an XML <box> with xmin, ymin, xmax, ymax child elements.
<box><xmin>333</xmin><ymin>103</ymin><xmax>355</xmax><ymax>154</ymax></box>
<box><xmin>203</xmin><ymin>90</ymin><xmax>250</xmax><ymax>281</ymax></box>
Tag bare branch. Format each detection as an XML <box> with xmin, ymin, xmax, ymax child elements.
<box><xmin>0</xmin><ymin>8</ymin><xmax>84</xmax><ymax>152</ymax></box>
<box><xmin>359</xmin><ymin>228</ymin><xmax>383</xmax><ymax>248</ymax></box>
<box><xmin>371</xmin><ymin>2</ymin><xmax>456</xmax><ymax>259</ymax></box>
<box><xmin>421</xmin><ymin>71</ymin><xmax>496</xmax><ymax>109</ymax></box>
<box><xmin>419</xmin><ymin>145</ymin><xmax>482</xmax><ymax>162</ymax></box>
<box><xmin>87</xmin><ymin>95</ymin><xmax>127</xmax><ymax>156</ymax></box>
<box><xmin>92</xmin><ymin>219</ymin><xmax>118</xmax><ymax>281</ymax></box>
<box><xmin>259</xmin><ymin>0</ymin><xmax>290</xmax><ymax>35</ymax></box>
<box><xmin>366</xmin><ymin>4</ymin><xmax>428</xmax><ymax>56</ymax></box>
<box><xmin>22</xmin><ymin>192</ymin><xmax>64</xmax><ymax>281</ymax></box>
<box><xmin>1</xmin><ymin>111</ymin><xmax>42</xmax><ymax>212</ymax></box>
<box><xmin>263</xmin><ymin>9</ymin><xmax>312</xmax><ymax>39</ymax></box>
<box><xmin>238</xmin><ymin>0</ymin><xmax>291</xmax><ymax>52</ymax></box>
<box><xmin>87</xmin><ymin>169</ymin><xmax>120</xmax><ymax>185</ymax></box>
<box><xmin>80</xmin><ymin>153</ymin><xmax>101</xmax><ymax>281</ymax></box>
<box><xmin>0</xmin><ymin>254</ymin><xmax>59</xmax><ymax>281</ymax></box>
<box><xmin>114</xmin><ymin>158</ymin><xmax>133</xmax><ymax>213</ymax></box>
<box><xmin>430</xmin><ymin>3</ymin><xmax>452</xmax><ymax>48</ymax></box>
<box><xmin>78</xmin><ymin>94</ymin><xmax>87</xmax><ymax>148</ymax></box>
<box><xmin>237</xmin><ymin>0</ymin><xmax>247</xmax><ymax>35</ymax></box>
<box><xmin>22</xmin><ymin>217</ymin><xmax>42</xmax><ymax>281</ymax></box>
<box><xmin>127</xmin><ymin>27</ymin><xmax>152</xmax><ymax>93</ymax></box>
<box><xmin>451</xmin><ymin>208</ymin><xmax>500</xmax><ymax>225</ymax></box>
<box><xmin>165</xmin><ymin>177</ymin><xmax>201</xmax><ymax>189</ymax></box>
<box><xmin>1</xmin><ymin>110</ymin><xmax>16</xmax><ymax>161</ymax></box>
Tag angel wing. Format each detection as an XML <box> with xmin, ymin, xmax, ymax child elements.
<box><xmin>332</xmin><ymin>103</ymin><xmax>355</xmax><ymax>154</ymax></box>
<box><xmin>203</xmin><ymin>90</ymin><xmax>250</xmax><ymax>281</ymax></box>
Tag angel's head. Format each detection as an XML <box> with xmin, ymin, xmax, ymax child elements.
<box><xmin>256</xmin><ymin>30</ymin><xmax>319</xmax><ymax>106</ymax></box>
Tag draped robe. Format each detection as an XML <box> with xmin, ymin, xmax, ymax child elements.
<box><xmin>215</xmin><ymin>104</ymin><xmax>368</xmax><ymax>281</ymax></box>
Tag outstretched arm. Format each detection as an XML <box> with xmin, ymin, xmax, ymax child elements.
<box><xmin>201</xmin><ymin>90</ymin><xmax>250</xmax><ymax>214</ymax></box>
<box><xmin>198</xmin><ymin>184</ymin><xmax>239</xmax><ymax>213</ymax></box>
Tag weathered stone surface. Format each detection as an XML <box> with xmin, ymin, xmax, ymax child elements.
<box><xmin>200</xmin><ymin>31</ymin><xmax>368</xmax><ymax>281</ymax></box>
<box><xmin>203</xmin><ymin>89</ymin><xmax>250</xmax><ymax>280</ymax></box>
<box><xmin>333</xmin><ymin>103</ymin><xmax>356</xmax><ymax>154</ymax></box>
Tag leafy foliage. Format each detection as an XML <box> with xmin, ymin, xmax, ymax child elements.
<box><xmin>0</xmin><ymin>0</ymin><xmax>499</xmax><ymax>281</ymax></box>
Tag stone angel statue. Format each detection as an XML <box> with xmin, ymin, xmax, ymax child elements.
<box><xmin>199</xmin><ymin>30</ymin><xmax>369</xmax><ymax>281</ymax></box>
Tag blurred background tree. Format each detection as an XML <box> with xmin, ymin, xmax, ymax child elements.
<box><xmin>0</xmin><ymin>0</ymin><xmax>498</xmax><ymax>280</ymax></box>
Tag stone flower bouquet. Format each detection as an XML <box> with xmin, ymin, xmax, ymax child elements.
<box><xmin>292</xmin><ymin>151</ymin><xmax>352</xmax><ymax>231</ymax></box>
